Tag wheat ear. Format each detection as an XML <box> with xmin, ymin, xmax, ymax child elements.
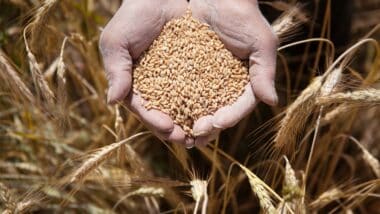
<box><xmin>317</xmin><ymin>89</ymin><xmax>380</xmax><ymax>105</ymax></box>
<box><xmin>70</xmin><ymin>131</ymin><xmax>149</xmax><ymax>183</ymax></box>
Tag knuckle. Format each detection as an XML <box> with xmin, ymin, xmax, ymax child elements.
<box><xmin>269</xmin><ymin>32</ymin><xmax>279</xmax><ymax>46</ymax></box>
<box><xmin>98</xmin><ymin>31</ymin><xmax>112</xmax><ymax>55</ymax></box>
<box><xmin>99</xmin><ymin>28</ymin><xmax>125</xmax><ymax>53</ymax></box>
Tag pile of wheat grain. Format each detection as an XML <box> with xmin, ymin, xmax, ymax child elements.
<box><xmin>133</xmin><ymin>11</ymin><xmax>249</xmax><ymax>136</ymax></box>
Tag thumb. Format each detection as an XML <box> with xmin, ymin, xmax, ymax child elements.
<box><xmin>100</xmin><ymin>42</ymin><xmax>133</xmax><ymax>104</ymax></box>
<box><xmin>249</xmin><ymin>31</ymin><xmax>278</xmax><ymax>106</ymax></box>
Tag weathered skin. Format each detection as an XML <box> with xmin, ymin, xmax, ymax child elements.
<box><xmin>189</xmin><ymin>0</ymin><xmax>278</xmax><ymax>145</ymax></box>
<box><xmin>99</xmin><ymin>0</ymin><xmax>193</xmax><ymax>146</ymax></box>
<box><xmin>99</xmin><ymin>0</ymin><xmax>278</xmax><ymax>147</ymax></box>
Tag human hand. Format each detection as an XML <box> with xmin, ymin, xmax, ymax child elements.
<box><xmin>99</xmin><ymin>0</ymin><xmax>195</xmax><ymax>146</ymax></box>
<box><xmin>189</xmin><ymin>0</ymin><xmax>278</xmax><ymax>145</ymax></box>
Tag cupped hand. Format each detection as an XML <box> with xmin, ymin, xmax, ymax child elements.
<box><xmin>99</xmin><ymin>0</ymin><xmax>194</xmax><ymax>146</ymax></box>
<box><xmin>189</xmin><ymin>0</ymin><xmax>279</xmax><ymax>146</ymax></box>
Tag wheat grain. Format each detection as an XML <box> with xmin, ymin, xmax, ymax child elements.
<box><xmin>133</xmin><ymin>10</ymin><xmax>249</xmax><ymax>136</ymax></box>
<box><xmin>238</xmin><ymin>164</ymin><xmax>276</xmax><ymax>214</ymax></box>
<box><xmin>133</xmin><ymin>8</ymin><xmax>305</xmax><ymax>136</ymax></box>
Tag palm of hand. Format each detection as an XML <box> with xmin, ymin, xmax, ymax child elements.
<box><xmin>100</xmin><ymin>0</ymin><xmax>194</xmax><ymax>146</ymax></box>
<box><xmin>189</xmin><ymin>0</ymin><xmax>278</xmax><ymax>145</ymax></box>
<box><xmin>100</xmin><ymin>0</ymin><xmax>278</xmax><ymax>147</ymax></box>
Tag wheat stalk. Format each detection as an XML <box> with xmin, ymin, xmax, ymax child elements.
<box><xmin>322</xmin><ymin>104</ymin><xmax>350</xmax><ymax>124</ymax></box>
<box><xmin>14</xmin><ymin>200</ymin><xmax>34</xmax><ymax>213</ymax></box>
<box><xmin>282</xmin><ymin>157</ymin><xmax>302</xmax><ymax>200</ymax></box>
<box><xmin>57</xmin><ymin>37</ymin><xmax>68</xmax><ymax>85</ymax></box>
<box><xmin>70</xmin><ymin>131</ymin><xmax>149</xmax><ymax>183</ymax></box>
<box><xmin>309</xmin><ymin>188</ymin><xmax>343</xmax><ymax>209</ymax></box>
<box><xmin>0</xmin><ymin>50</ymin><xmax>34</xmax><ymax>102</ymax></box>
<box><xmin>30</xmin><ymin>0</ymin><xmax>58</xmax><ymax>26</ymax></box>
<box><xmin>114</xmin><ymin>104</ymin><xmax>123</xmax><ymax>133</ymax></box>
<box><xmin>317</xmin><ymin>89</ymin><xmax>380</xmax><ymax>105</ymax></box>
<box><xmin>274</xmin><ymin>77</ymin><xmax>322</xmax><ymax>149</ymax></box>
<box><xmin>282</xmin><ymin>157</ymin><xmax>306</xmax><ymax>213</ymax></box>
<box><xmin>0</xmin><ymin>182</ymin><xmax>23</xmax><ymax>214</ymax></box>
<box><xmin>362</xmin><ymin>148</ymin><xmax>380</xmax><ymax>178</ymax></box>
<box><xmin>23</xmin><ymin>26</ymin><xmax>55</xmax><ymax>104</ymax></box>
<box><xmin>237</xmin><ymin>164</ymin><xmax>277</xmax><ymax>214</ymax></box>
<box><xmin>190</xmin><ymin>179</ymin><xmax>208</xmax><ymax>214</ymax></box>
<box><xmin>350</xmin><ymin>137</ymin><xmax>380</xmax><ymax>178</ymax></box>
<box><xmin>320</xmin><ymin>68</ymin><xmax>343</xmax><ymax>96</ymax></box>
<box><xmin>272</xmin><ymin>5</ymin><xmax>307</xmax><ymax>42</ymax></box>
<box><xmin>0</xmin><ymin>182</ymin><xmax>12</xmax><ymax>210</ymax></box>
<box><xmin>28</xmin><ymin>0</ymin><xmax>59</xmax><ymax>46</ymax></box>
<box><xmin>113</xmin><ymin>186</ymin><xmax>165</xmax><ymax>210</ymax></box>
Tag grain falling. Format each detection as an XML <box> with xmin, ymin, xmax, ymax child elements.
<box><xmin>133</xmin><ymin>11</ymin><xmax>249</xmax><ymax>136</ymax></box>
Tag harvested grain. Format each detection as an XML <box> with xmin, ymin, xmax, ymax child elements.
<box><xmin>133</xmin><ymin>11</ymin><xmax>249</xmax><ymax>136</ymax></box>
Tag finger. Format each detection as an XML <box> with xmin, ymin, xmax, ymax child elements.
<box><xmin>126</xmin><ymin>93</ymin><xmax>174</xmax><ymax>133</ymax></box>
<box><xmin>150</xmin><ymin>124</ymin><xmax>187</xmax><ymax>145</ymax></box>
<box><xmin>165</xmin><ymin>125</ymin><xmax>187</xmax><ymax>144</ymax></box>
<box><xmin>213</xmin><ymin>84</ymin><xmax>257</xmax><ymax>129</ymax></box>
<box><xmin>99</xmin><ymin>35</ymin><xmax>133</xmax><ymax>104</ymax></box>
<box><xmin>185</xmin><ymin>137</ymin><xmax>196</xmax><ymax>149</ymax></box>
<box><xmin>193</xmin><ymin>115</ymin><xmax>214</xmax><ymax>137</ymax></box>
<box><xmin>249</xmin><ymin>29</ymin><xmax>278</xmax><ymax>106</ymax></box>
<box><xmin>189</xmin><ymin>0</ymin><xmax>209</xmax><ymax>23</ymax></box>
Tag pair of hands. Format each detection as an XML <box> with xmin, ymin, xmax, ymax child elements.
<box><xmin>99</xmin><ymin>0</ymin><xmax>278</xmax><ymax>147</ymax></box>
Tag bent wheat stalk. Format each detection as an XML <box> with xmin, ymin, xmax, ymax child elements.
<box><xmin>317</xmin><ymin>89</ymin><xmax>380</xmax><ymax>105</ymax></box>
<box><xmin>272</xmin><ymin>4</ymin><xmax>307</xmax><ymax>43</ymax></box>
<box><xmin>0</xmin><ymin>50</ymin><xmax>34</xmax><ymax>102</ymax></box>
<box><xmin>349</xmin><ymin>136</ymin><xmax>380</xmax><ymax>178</ymax></box>
<box><xmin>70</xmin><ymin>131</ymin><xmax>150</xmax><ymax>183</ymax></box>
<box><xmin>274</xmin><ymin>77</ymin><xmax>322</xmax><ymax>149</ymax></box>
<box><xmin>23</xmin><ymin>25</ymin><xmax>55</xmax><ymax>104</ymax></box>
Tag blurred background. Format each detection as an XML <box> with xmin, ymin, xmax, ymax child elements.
<box><xmin>0</xmin><ymin>0</ymin><xmax>379</xmax><ymax>213</ymax></box>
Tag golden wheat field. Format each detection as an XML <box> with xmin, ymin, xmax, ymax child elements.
<box><xmin>0</xmin><ymin>0</ymin><xmax>380</xmax><ymax>213</ymax></box>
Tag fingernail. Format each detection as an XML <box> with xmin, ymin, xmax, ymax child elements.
<box><xmin>193</xmin><ymin>131</ymin><xmax>208</xmax><ymax>137</ymax></box>
<box><xmin>185</xmin><ymin>138</ymin><xmax>195</xmax><ymax>149</ymax></box>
